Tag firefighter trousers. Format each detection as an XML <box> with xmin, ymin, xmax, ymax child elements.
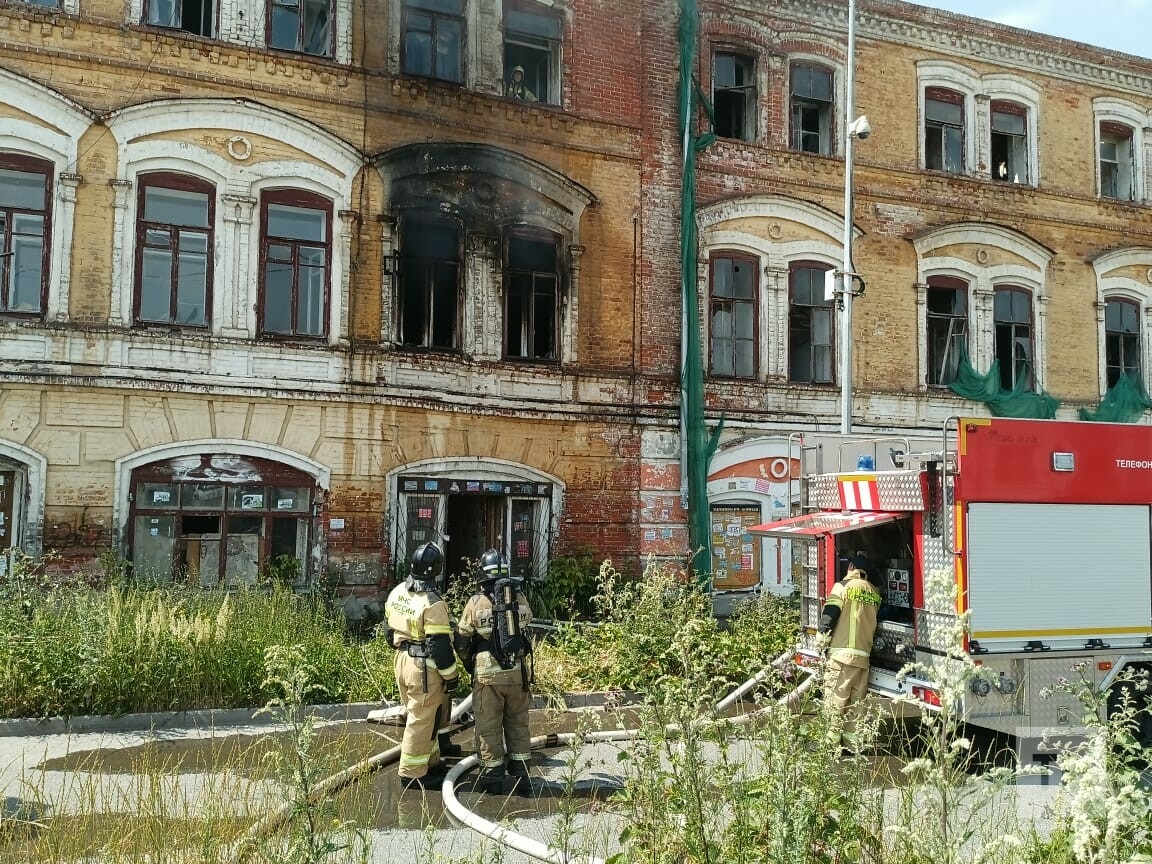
<box><xmin>472</xmin><ymin>676</ymin><xmax>531</xmax><ymax>775</ymax></box>
<box><xmin>394</xmin><ymin>652</ymin><xmax>446</xmax><ymax>779</ymax></box>
<box><xmin>823</xmin><ymin>656</ymin><xmax>869</xmax><ymax>748</ymax></box>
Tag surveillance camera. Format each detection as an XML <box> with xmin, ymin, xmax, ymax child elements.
<box><xmin>849</xmin><ymin>115</ymin><xmax>871</xmax><ymax>140</ymax></box>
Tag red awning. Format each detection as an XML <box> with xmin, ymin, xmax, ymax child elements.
<box><xmin>747</xmin><ymin>511</ymin><xmax>906</xmax><ymax>539</ymax></box>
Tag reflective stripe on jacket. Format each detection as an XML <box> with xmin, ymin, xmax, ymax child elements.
<box><xmin>824</xmin><ymin>576</ymin><xmax>882</xmax><ymax>667</ymax></box>
<box><xmin>385</xmin><ymin>582</ymin><xmax>459</xmax><ymax>679</ymax></box>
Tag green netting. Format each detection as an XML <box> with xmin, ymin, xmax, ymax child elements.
<box><xmin>948</xmin><ymin>345</ymin><xmax>1060</xmax><ymax>419</ymax></box>
<box><xmin>678</xmin><ymin>0</ymin><xmax>720</xmax><ymax>583</ymax></box>
<box><xmin>1079</xmin><ymin>372</ymin><xmax>1152</xmax><ymax>423</ymax></box>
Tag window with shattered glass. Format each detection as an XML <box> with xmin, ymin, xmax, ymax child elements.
<box><xmin>269</xmin><ymin>0</ymin><xmax>332</xmax><ymax>57</ymax></box>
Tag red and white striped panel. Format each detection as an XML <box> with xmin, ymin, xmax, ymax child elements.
<box><xmin>838</xmin><ymin>475</ymin><xmax>879</xmax><ymax>511</ymax></box>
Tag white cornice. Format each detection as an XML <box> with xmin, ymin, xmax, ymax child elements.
<box><xmin>741</xmin><ymin>0</ymin><xmax>1152</xmax><ymax>100</ymax></box>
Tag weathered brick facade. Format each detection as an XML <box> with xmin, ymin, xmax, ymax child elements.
<box><xmin>0</xmin><ymin>0</ymin><xmax>1151</xmax><ymax>593</ymax></box>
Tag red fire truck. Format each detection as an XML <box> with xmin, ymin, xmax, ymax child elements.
<box><xmin>749</xmin><ymin>416</ymin><xmax>1152</xmax><ymax>750</ymax></box>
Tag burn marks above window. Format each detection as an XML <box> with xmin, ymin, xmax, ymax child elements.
<box><xmin>398</xmin><ymin>217</ymin><xmax>461</xmax><ymax>350</ymax></box>
<box><xmin>376</xmin><ymin>143</ymin><xmax>594</xmax><ymax>365</ymax></box>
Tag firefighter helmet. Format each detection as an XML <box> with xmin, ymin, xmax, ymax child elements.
<box><xmin>409</xmin><ymin>542</ymin><xmax>445</xmax><ymax>585</ymax></box>
<box><xmin>479</xmin><ymin>549</ymin><xmax>510</xmax><ymax>585</ymax></box>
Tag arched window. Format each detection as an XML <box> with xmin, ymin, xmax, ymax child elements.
<box><xmin>990</xmin><ymin>100</ymin><xmax>1029</xmax><ymax>183</ymax></box>
<box><xmin>994</xmin><ymin>287</ymin><xmax>1033</xmax><ymax>391</ymax></box>
<box><xmin>259</xmin><ymin>189</ymin><xmax>333</xmax><ymax>339</ymax></box>
<box><xmin>1105</xmin><ymin>297</ymin><xmax>1142</xmax><ymax>389</ymax></box>
<box><xmin>0</xmin><ymin>153</ymin><xmax>52</xmax><ymax>317</ymax></box>
<box><xmin>790</xmin><ymin>63</ymin><xmax>835</xmax><ymax>155</ymax></box>
<box><xmin>925</xmin><ymin>276</ymin><xmax>968</xmax><ymax>386</ymax></box>
<box><xmin>924</xmin><ymin>88</ymin><xmax>965</xmax><ymax>174</ymax></box>
<box><xmin>709</xmin><ymin>252</ymin><xmax>758</xmax><ymax>378</ymax></box>
<box><xmin>788</xmin><ymin>263</ymin><xmax>834</xmax><ymax>383</ymax></box>
<box><xmin>134</xmin><ymin>173</ymin><xmax>215</xmax><ymax>328</ymax></box>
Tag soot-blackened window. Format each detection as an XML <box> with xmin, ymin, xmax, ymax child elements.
<box><xmin>504</xmin><ymin>232</ymin><xmax>559</xmax><ymax>361</ymax></box>
<box><xmin>399</xmin><ymin>217</ymin><xmax>461</xmax><ymax>350</ymax></box>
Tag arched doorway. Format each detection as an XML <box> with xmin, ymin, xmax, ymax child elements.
<box><xmin>118</xmin><ymin>444</ymin><xmax>328</xmax><ymax>586</ymax></box>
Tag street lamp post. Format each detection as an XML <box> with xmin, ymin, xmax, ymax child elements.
<box><xmin>839</xmin><ymin>0</ymin><xmax>862</xmax><ymax>435</ymax></box>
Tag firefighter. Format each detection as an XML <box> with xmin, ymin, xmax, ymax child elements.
<box><xmin>455</xmin><ymin>549</ymin><xmax>535</xmax><ymax>796</ymax></box>
<box><xmin>383</xmin><ymin>542</ymin><xmax>460</xmax><ymax>791</ymax></box>
<box><xmin>504</xmin><ymin>65</ymin><xmax>536</xmax><ymax>101</ymax></box>
<box><xmin>818</xmin><ymin>553</ymin><xmax>882</xmax><ymax>751</ymax></box>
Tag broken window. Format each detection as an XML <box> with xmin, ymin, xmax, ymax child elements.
<box><xmin>1100</xmin><ymin>122</ymin><xmax>1135</xmax><ymax>201</ymax></box>
<box><xmin>145</xmin><ymin>0</ymin><xmax>215</xmax><ymax>37</ymax></box>
<box><xmin>1105</xmin><ymin>298</ymin><xmax>1141</xmax><ymax>389</ymax></box>
<box><xmin>924</xmin><ymin>87</ymin><xmax>964</xmax><ymax>173</ymax></box>
<box><xmin>990</xmin><ymin>100</ymin><xmax>1028</xmax><ymax>184</ymax></box>
<box><xmin>403</xmin><ymin>0</ymin><xmax>465</xmax><ymax>83</ymax></box>
<box><xmin>505</xmin><ymin>232</ymin><xmax>559</xmax><ymax>361</ymax></box>
<box><xmin>994</xmin><ymin>287</ymin><xmax>1033</xmax><ymax>391</ymax></box>
<box><xmin>925</xmin><ymin>276</ymin><xmax>968</xmax><ymax>386</ymax></box>
<box><xmin>135</xmin><ymin>173</ymin><xmax>213</xmax><ymax>328</ymax></box>
<box><xmin>259</xmin><ymin>191</ymin><xmax>331</xmax><ymax>338</ymax></box>
<box><xmin>790</xmin><ymin>63</ymin><xmax>833</xmax><ymax>155</ymax></box>
<box><xmin>713</xmin><ymin>52</ymin><xmax>756</xmax><ymax>141</ymax></box>
<box><xmin>0</xmin><ymin>154</ymin><xmax>51</xmax><ymax>316</ymax></box>
<box><xmin>130</xmin><ymin>460</ymin><xmax>315</xmax><ymax>586</ymax></box>
<box><xmin>709</xmin><ymin>253</ymin><xmax>757</xmax><ymax>378</ymax></box>
<box><xmin>503</xmin><ymin>3</ymin><xmax>561</xmax><ymax>105</ymax></box>
<box><xmin>788</xmin><ymin>264</ymin><xmax>834</xmax><ymax>383</ymax></box>
<box><xmin>268</xmin><ymin>0</ymin><xmax>331</xmax><ymax>56</ymax></box>
<box><xmin>399</xmin><ymin>217</ymin><xmax>461</xmax><ymax>350</ymax></box>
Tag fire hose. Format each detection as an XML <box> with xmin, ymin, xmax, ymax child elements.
<box><xmin>231</xmin><ymin>648</ymin><xmax>811</xmax><ymax>864</ymax></box>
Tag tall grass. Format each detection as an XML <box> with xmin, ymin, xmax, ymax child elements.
<box><xmin>0</xmin><ymin>582</ymin><xmax>396</xmax><ymax>718</ymax></box>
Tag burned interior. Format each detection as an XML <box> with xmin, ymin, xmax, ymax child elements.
<box><xmin>375</xmin><ymin>143</ymin><xmax>594</xmax><ymax>363</ymax></box>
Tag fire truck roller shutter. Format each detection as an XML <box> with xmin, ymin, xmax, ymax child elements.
<box><xmin>965</xmin><ymin>503</ymin><xmax>1152</xmax><ymax>652</ymax></box>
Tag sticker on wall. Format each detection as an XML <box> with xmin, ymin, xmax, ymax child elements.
<box><xmin>149</xmin><ymin>527</ymin><xmax>159</xmax><ymax>536</ymax></box>
<box><xmin>449</xmin><ymin>482</ymin><xmax>460</xmax><ymax>493</ymax></box>
<box><xmin>403</xmin><ymin>480</ymin><xmax>417</xmax><ymax>491</ymax></box>
<box><xmin>242</xmin><ymin>494</ymin><xmax>264</xmax><ymax>510</ymax></box>
<box><xmin>330</xmin><ymin>518</ymin><xmax>345</xmax><ymax>530</ymax></box>
<box><xmin>466</xmin><ymin>481</ymin><xmax>480</xmax><ymax>492</ymax></box>
<box><xmin>153</xmin><ymin>490</ymin><xmax>171</xmax><ymax>504</ymax></box>
<box><xmin>423</xmin><ymin>481</ymin><xmax>439</xmax><ymax>491</ymax></box>
<box><xmin>276</xmin><ymin>498</ymin><xmax>295</xmax><ymax>510</ymax></box>
<box><xmin>418</xmin><ymin>508</ymin><xmax>432</xmax><ymax>518</ymax></box>
<box><xmin>643</xmin><ymin>529</ymin><xmax>656</xmax><ymax>541</ymax></box>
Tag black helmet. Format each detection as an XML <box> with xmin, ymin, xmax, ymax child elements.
<box><xmin>410</xmin><ymin>542</ymin><xmax>444</xmax><ymax>580</ymax></box>
<box><xmin>479</xmin><ymin>548</ymin><xmax>509</xmax><ymax>582</ymax></box>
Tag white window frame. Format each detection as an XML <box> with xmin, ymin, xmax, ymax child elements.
<box><xmin>787</xmin><ymin>54</ymin><xmax>845</xmax><ymax>157</ymax></box>
<box><xmin>916</xmin><ymin>60</ymin><xmax>980</xmax><ymax>175</ymax></box>
<box><xmin>1093</xmin><ymin>97</ymin><xmax>1148</xmax><ymax>203</ymax></box>
<box><xmin>698</xmin><ymin>195</ymin><xmax>857</xmax><ymax>383</ymax></box>
<box><xmin>914</xmin><ymin>223</ymin><xmax>1052</xmax><ymax>392</ymax></box>
<box><xmin>0</xmin><ymin>68</ymin><xmax>91</xmax><ymax>323</ymax></box>
<box><xmin>1091</xmin><ymin>247</ymin><xmax>1152</xmax><ymax>397</ymax></box>
<box><xmin>915</xmin><ymin>62</ymin><xmax>1041</xmax><ymax>186</ymax></box>
<box><xmin>106</xmin><ymin>99</ymin><xmax>362</xmax><ymax>345</ymax></box>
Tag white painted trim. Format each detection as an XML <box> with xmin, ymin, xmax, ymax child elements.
<box><xmin>106</xmin><ymin>100</ymin><xmax>361</xmax><ymax>340</ymax></box>
<box><xmin>700</xmin><ymin>198</ymin><xmax>847</xmax><ymax>383</ymax></box>
<box><xmin>982</xmin><ymin>74</ymin><xmax>1041</xmax><ymax>186</ymax></box>
<box><xmin>0</xmin><ymin>72</ymin><xmax>92</xmax><ymax>324</ymax></box>
<box><xmin>113</xmin><ymin>439</ymin><xmax>331</xmax><ymax>547</ymax></box>
<box><xmin>916</xmin><ymin>60</ymin><xmax>980</xmax><ymax>175</ymax></box>
<box><xmin>1093</xmin><ymin>248</ymin><xmax>1152</xmax><ymax>397</ymax></box>
<box><xmin>0</xmin><ymin>438</ymin><xmax>47</xmax><ymax>555</ymax></box>
<box><xmin>915</xmin><ymin>225</ymin><xmax>1051</xmax><ymax>389</ymax></box>
<box><xmin>1092</xmin><ymin>102</ymin><xmax>1144</xmax><ymax>202</ymax></box>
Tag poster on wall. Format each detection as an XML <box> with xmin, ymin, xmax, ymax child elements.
<box><xmin>709</xmin><ymin>504</ymin><xmax>761</xmax><ymax>590</ymax></box>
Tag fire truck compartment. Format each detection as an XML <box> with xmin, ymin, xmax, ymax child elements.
<box><xmin>966</xmin><ymin>502</ymin><xmax>1152</xmax><ymax>652</ymax></box>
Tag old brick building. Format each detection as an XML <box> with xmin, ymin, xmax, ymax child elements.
<box><xmin>1</xmin><ymin>0</ymin><xmax>1151</xmax><ymax>597</ymax></box>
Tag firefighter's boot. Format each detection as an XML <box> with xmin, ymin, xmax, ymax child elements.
<box><xmin>508</xmin><ymin>759</ymin><xmax>534</xmax><ymax>798</ymax></box>
<box><xmin>475</xmin><ymin>766</ymin><xmax>504</xmax><ymax>795</ymax></box>
<box><xmin>438</xmin><ymin>732</ymin><xmax>462</xmax><ymax>758</ymax></box>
